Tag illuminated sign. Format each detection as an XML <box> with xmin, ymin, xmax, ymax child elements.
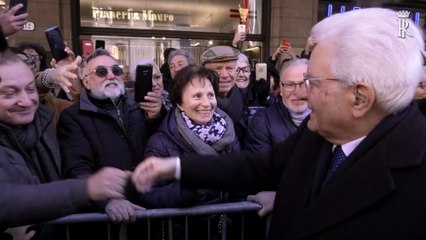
<box><xmin>92</xmin><ymin>8</ymin><xmax>174</xmax><ymax>23</ymax></box>
<box><xmin>326</xmin><ymin>3</ymin><xmax>421</xmax><ymax>26</ymax></box>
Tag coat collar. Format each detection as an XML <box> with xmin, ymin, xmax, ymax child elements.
<box><xmin>293</xmin><ymin>104</ymin><xmax>426</xmax><ymax>238</ymax></box>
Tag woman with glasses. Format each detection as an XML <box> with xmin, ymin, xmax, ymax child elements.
<box><xmin>130</xmin><ymin>59</ymin><xmax>173</xmax><ymax>111</ymax></box>
<box><xmin>17</xmin><ymin>43</ymin><xmax>48</xmax><ymax>74</ymax></box>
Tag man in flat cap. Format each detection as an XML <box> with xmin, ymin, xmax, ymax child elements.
<box><xmin>201</xmin><ymin>45</ymin><xmax>247</xmax><ymax>142</ymax></box>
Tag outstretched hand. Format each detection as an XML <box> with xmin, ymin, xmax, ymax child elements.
<box><xmin>132</xmin><ymin>156</ymin><xmax>178</xmax><ymax>193</ymax></box>
<box><xmin>87</xmin><ymin>167</ymin><xmax>131</xmax><ymax>201</ymax></box>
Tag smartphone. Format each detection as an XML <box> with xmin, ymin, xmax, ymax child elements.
<box><xmin>134</xmin><ymin>65</ymin><xmax>153</xmax><ymax>102</ymax></box>
<box><xmin>45</xmin><ymin>26</ymin><xmax>68</xmax><ymax>61</ymax></box>
<box><xmin>255</xmin><ymin>63</ymin><xmax>267</xmax><ymax>81</ymax></box>
<box><xmin>9</xmin><ymin>0</ymin><xmax>28</xmax><ymax>16</ymax></box>
<box><xmin>281</xmin><ymin>38</ymin><xmax>290</xmax><ymax>46</ymax></box>
<box><xmin>238</xmin><ymin>24</ymin><xmax>246</xmax><ymax>33</ymax></box>
<box><xmin>95</xmin><ymin>40</ymin><xmax>105</xmax><ymax>49</ymax></box>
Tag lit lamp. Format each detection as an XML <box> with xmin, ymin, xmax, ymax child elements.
<box><xmin>238</xmin><ymin>5</ymin><xmax>249</xmax><ymax>24</ymax></box>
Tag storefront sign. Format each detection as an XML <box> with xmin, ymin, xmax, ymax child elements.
<box><xmin>92</xmin><ymin>8</ymin><xmax>174</xmax><ymax>23</ymax></box>
<box><xmin>23</xmin><ymin>21</ymin><xmax>35</xmax><ymax>31</ymax></box>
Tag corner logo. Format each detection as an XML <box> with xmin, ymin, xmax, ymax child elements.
<box><xmin>397</xmin><ymin>10</ymin><xmax>413</xmax><ymax>39</ymax></box>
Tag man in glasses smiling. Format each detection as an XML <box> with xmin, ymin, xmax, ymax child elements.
<box><xmin>57</xmin><ymin>49</ymin><xmax>164</xmax><ymax>227</ymax></box>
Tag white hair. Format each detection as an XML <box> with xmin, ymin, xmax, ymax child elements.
<box><xmin>311</xmin><ymin>8</ymin><xmax>424</xmax><ymax>114</ymax></box>
<box><xmin>280</xmin><ymin>58</ymin><xmax>309</xmax><ymax>75</ymax></box>
<box><xmin>129</xmin><ymin>59</ymin><xmax>160</xmax><ymax>81</ymax></box>
<box><xmin>237</xmin><ymin>53</ymin><xmax>249</xmax><ymax>65</ymax></box>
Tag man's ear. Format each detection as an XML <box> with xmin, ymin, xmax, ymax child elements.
<box><xmin>82</xmin><ymin>78</ymin><xmax>90</xmax><ymax>90</ymax></box>
<box><xmin>352</xmin><ymin>83</ymin><xmax>374</xmax><ymax>118</ymax></box>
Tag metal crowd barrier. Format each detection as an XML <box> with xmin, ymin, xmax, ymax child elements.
<box><xmin>44</xmin><ymin>201</ymin><xmax>265</xmax><ymax>240</ymax></box>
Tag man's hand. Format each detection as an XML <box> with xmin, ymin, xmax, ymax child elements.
<box><xmin>247</xmin><ymin>191</ymin><xmax>276</xmax><ymax>217</ymax></box>
<box><xmin>4</xmin><ymin>226</ymin><xmax>36</xmax><ymax>240</ymax></box>
<box><xmin>139</xmin><ymin>91</ymin><xmax>162</xmax><ymax>119</ymax></box>
<box><xmin>87</xmin><ymin>167</ymin><xmax>131</xmax><ymax>201</ymax></box>
<box><xmin>132</xmin><ymin>156</ymin><xmax>178</xmax><ymax>193</ymax></box>
<box><xmin>0</xmin><ymin>4</ymin><xmax>28</xmax><ymax>36</ymax></box>
<box><xmin>48</xmin><ymin>56</ymin><xmax>82</xmax><ymax>94</ymax></box>
<box><xmin>105</xmin><ymin>199</ymin><xmax>145</xmax><ymax>223</ymax></box>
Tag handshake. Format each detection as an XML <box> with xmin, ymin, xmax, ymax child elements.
<box><xmin>89</xmin><ymin>156</ymin><xmax>178</xmax><ymax>200</ymax></box>
<box><xmin>86</xmin><ymin>156</ymin><xmax>178</xmax><ymax>223</ymax></box>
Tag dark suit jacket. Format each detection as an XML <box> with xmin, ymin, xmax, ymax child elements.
<box><xmin>180</xmin><ymin>104</ymin><xmax>426</xmax><ymax>240</ymax></box>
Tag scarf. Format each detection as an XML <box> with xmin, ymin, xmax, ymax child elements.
<box><xmin>282</xmin><ymin>99</ymin><xmax>312</xmax><ymax>127</ymax></box>
<box><xmin>4</xmin><ymin>112</ymin><xmax>60</xmax><ymax>183</ymax></box>
<box><xmin>174</xmin><ymin>108</ymin><xmax>235</xmax><ymax>155</ymax></box>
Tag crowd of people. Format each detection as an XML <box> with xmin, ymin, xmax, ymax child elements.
<box><xmin>0</xmin><ymin>3</ymin><xmax>426</xmax><ymax>240</ymax></box>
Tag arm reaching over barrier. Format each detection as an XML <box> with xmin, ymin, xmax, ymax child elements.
<box><xmin>132</xmin><ymin>156</ymin><xmax>179</xmax><ymax>193</ymax></box>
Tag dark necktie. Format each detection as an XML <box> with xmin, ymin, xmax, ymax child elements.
<box><xmin>323</xmin><ymin>145</ymin><xmax>347</xmax><ymax>184</ymax></box>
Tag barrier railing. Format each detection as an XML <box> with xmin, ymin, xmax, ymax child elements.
<box><xmin>43</xmin><ymin>201</ymin><xmax>265</xmax><ymax>240</ymax></box>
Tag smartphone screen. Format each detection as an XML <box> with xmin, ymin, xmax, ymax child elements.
<box><xmin>281</xmin><ymin>38</ymin><xmax>290</xmax><ymax>46</ymax></box>
<box><xmin>134</xmin><ymin>65</ymin><xmax>153</xmax><ymax>102</ymax></box>
<box><xmin>238</xmin><ymin>24</ymin><xmax>246</xmax><ymax>33</ymax></box>
<box><xmin>255</xmin><ymin>63</ymin><xmax>267</xmax><ymax>81</ymax></box>
<box><xmin>45</xmin><ymin>26</ymin><xmax>68</xmax><ymax>61</ymax></box>
<box><xmin>9</xmin><ymin>0</ymin><xmax>28</xmax><ymax>16</ymax></box>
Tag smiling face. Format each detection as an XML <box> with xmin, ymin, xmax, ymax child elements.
<box><xmin>235</xmin><ymin>58</ymin><xmax>251</xmax><ymax>90</ymax></box>
<box><xmin>280</xmin><ymin>64</ymin><xmax>309</xmax><ymax>113</ymax></box>
<box><xmin>0</xmin><ymin>60</ymin><xmax>39</xmax><ymax>125</ymax></box>
<box><xmin>178</xmin><ymin>76</ymin><xmax>217</xmax><ymax>125</ymax></box>
<box><xmin>306</xmin><ymin>42</ymin><xmax>354</xmax><ymax>140</ymax></box>
<box><xmin>82</xmin><ymin>55</ymin><xmax>125</xmax><ymax>99</ymax></box>
<box><xmin>204</xmin><ymin>60</ymin><xmax>237</xmax><ymax>97</ymax></box>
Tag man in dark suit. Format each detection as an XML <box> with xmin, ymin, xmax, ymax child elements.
<box><xmin>131</xmin><ymin>8</ymin><xmax>426</xmax><ymax>240</ymax></box>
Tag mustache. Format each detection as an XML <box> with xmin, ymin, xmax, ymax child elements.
<box><xmin>102</xmin><ymin>79</ymin><xmax>122</xmax><ymax>88</ymax></box>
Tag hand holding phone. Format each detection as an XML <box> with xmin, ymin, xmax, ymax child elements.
<box><xmin>238</xmin><ymin>24</ymin><xmax>246</xmax><ymax>33</ymax></box>
<box><xmin>9</xmin><ymin>0</ymin><xmax>28</xmax><ymax>16</ymax></box>
<box><xmin>255</xmin><ymin>63</ymin><xmax>267</xmax><ymax>81</ymax></box>
<box><xmin>134</xmin><ymin>65</ymin><xmax>153</xmax><ymax>102</ymax></box>
<box><xmin>281</xmin><ymin>38</ymin><xmax>290</xmax><ymax>47</ymax></box>
<box><xmin>45</xmin><ymin>26</ymin><xmax>68</xmax><ymax>62</ymax></box>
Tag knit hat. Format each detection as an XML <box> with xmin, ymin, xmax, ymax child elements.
<box><xmin>200</xmin><ymin>46</ymin><xmax>240</xmax><ymax>65</ymax></box>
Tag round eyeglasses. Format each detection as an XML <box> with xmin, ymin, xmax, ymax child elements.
<box><xmin>84</xmin><ymin>65</ymin><xmax>123</xmax><ymax>78</ymax></box>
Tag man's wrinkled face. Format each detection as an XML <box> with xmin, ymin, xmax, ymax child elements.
<box><xmin>204</xmin><ymin>60</ymin><xmax>237</xmax><ymax>96</ymax></box>
<box><xmin>82</xmin><ymin>55</ymin><xmax>125</xmax><ymax>99</ymax></box>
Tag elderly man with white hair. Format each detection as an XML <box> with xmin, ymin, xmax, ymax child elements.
<box><xmin>132</xmin><ymin>8</ymin><xmax>426</xmax><ymax>240</ymax></box>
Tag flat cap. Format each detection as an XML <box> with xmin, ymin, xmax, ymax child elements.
<box><xmin>200</xmin><ymin>46</ymin><xmax>240</xmax><ymax>65</ymax></box>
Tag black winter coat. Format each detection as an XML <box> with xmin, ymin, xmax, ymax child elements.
<box><xmin>142</xmin><ymin>108</ymin><xmax>240</xmax><ymax>208</ymax></box>
<box><xmin>57</xmin><ymin>90</ymin><xmax>162</xmax><ymax>178</ymax></box>
<box><xmin>244</xmin><ymin>98</ymin><xmax>298</xmax><ymax>152</ymax></box>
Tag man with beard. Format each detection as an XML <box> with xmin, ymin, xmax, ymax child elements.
<box><xmin>57</xmin><ymin>49</ymin><xmax>164</xmax><ymax>225</ymax></box>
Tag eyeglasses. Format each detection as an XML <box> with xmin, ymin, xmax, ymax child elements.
<box><xmin>419</xmin><ymin>81</ymin><xmax>426</xmax><ymax>90</ymax></box>
<box><xmin>303</xmin><ymin>72</ymin><xmax>341</xmax><ymax>88</ymax></box>
<box><xmin>21</xmin><ymin>58</ymin><xmax>36</xmax><ymax>69</ymax></box>
<box><xmin>280</xmin><ymin>81</ymin><xmax>305</xmax><ymax>92</ymax></box>
<box><xmin>236</xmin><ymin>66</ymin><xmax>251</xmax><ymax>75</ymax></box>
<box><xmin>84</xmin><ymin>65</ymin><xmax>123</xmax><ymax>78</ymax></box>
<box><xmin>27</xmin><ymin>54</ymin><xmax>42</xmax><ymax>62</ymax></box>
